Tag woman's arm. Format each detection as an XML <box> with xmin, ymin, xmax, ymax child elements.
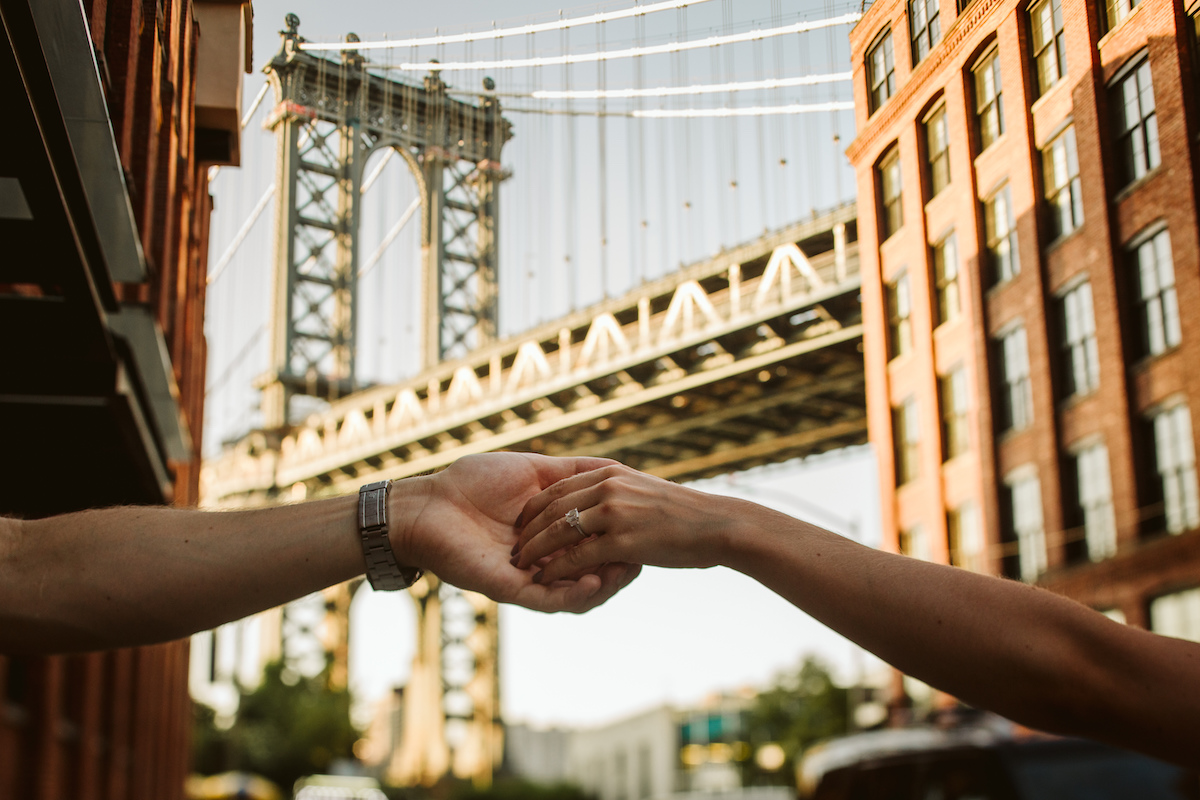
<box><xmin>0</xmin><ymin>452</ymin><xmax>638</xmax><ymax>654</ymax></box>
<box><xmin>511</xmin><ymin>463</ymin><xmax>1200</xmax><ymax>768</ymax></box>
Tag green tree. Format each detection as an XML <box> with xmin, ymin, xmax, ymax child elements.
<box><xmin>192</xmin><ymin>660</ymin><xmax>360</xmax><ymax>789</ymax></box>
<box><xmin>742</xmin><ymin>656</ymin><xmax>850</xmax><ymax>787</ymax></box>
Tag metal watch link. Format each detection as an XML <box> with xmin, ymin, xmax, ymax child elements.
<box><xmin>358</xmin><ymin>480</ymin><xmax>423</xmax><ymax>591</ymax></box>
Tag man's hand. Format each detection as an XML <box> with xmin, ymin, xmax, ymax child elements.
<box><xmin>395</xmin><ymin>452</ymin><xmax>641</xmax><ymax>613</ymax></box>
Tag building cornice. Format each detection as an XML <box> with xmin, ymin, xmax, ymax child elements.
<box><xmin>846</xmin><ymin>0</ymin><xmax>1009</xmax><ymax>166</ymax></box>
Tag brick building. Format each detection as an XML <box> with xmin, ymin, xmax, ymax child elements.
<box><xmin>845</xmin><ymin>0</ymin><xmax>1200</xmax><ymax>704</ymax></box>
<box><xmin>0</xmin><ymin>0</ymin><xmax>249</xmax><ymax>794</ymax></box>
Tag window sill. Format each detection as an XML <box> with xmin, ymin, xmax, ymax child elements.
<box><xmin>974</xmin><ymin>134</ymin><xmax>1007</xmax><ymax>163</ymax></box>
<box><xmin>1057</xmin><ymin>388</ymin><xmax>1099</xmax><ymax>412</ymax></box>
<box><xmin>985</xmin><ymin>274</ymin><xmax>1020</xmax><ymax>296</ymax></box>
<box><xmin>995</xmin><ymin>424</ymin><xmax>1033</xmax><ymax>445</ymax></box>
<box><xmin>1112</xmin><ymin>164</ymin><xmax>1164</xmax><ymax>205</ymax></box>
<box><xmin>1131</xmin><ymin>345</ymin><xmax>1183</xmax><ymax>373</ymax></box>
<box><xmin>1043</xmin><ymin>225</ymin><xmax>1083</xmax><ymax>255</ymax></box>
<box><xmin>1029</xmin><ymin>77</ymin><xmax>1067</xmax><ymax>116</ymax></box>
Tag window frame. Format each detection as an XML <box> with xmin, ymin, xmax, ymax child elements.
<box><xmin>879</xmin><ymin>147</ymin><xmax>905</xmax><ymax>240</ymax></box>
<box><xmin>909</xmin><ymin>0</ymin><xmax>942</xmax><ymax>66</ymax></box>
<box><xmin>1005</xmin><ymin>468</ymin><xmax>1047</xmax><ymax>582</ymax></box>
<box><xmin>867</xmin><ymin>29</ymin><xmax>896</xmax><ymax>115</ymax></box>
<box><xmin>1130</xmin><ymin>225</ymin><xmax>1181</xmax><ymax>358</ymax></box>
<box><xmin>932</xmin><ymin>230</ymin><xmax>961</xmax><ymax>326</ymax></box>
<box><xmin>1058</xmin><ymin>280</ymin><xmax>1100</xmax><ymax>399</ymax></box>
<box><xmin>1043</xmin><ymin>125</ymin><xmax>1083</xmax><ymax>241</ymax></box>
<box><xmin>1069</xmin><ymin>440</ymin><xmax>1118</xmax><ymax>561</ymax></box>
<box><xmin>984</xmin><ymin>183</ymin><xmax>1020</xmax><ymax>285</ymax></box>
<box><xmin>1149</xmin><ymin>401</ymin><xmax>1200</xmax><ymax>535</ymax></box>
<box><xmin>947</xmin><ymin>501</ymin><xmax>984</xmax><ymax>572</ymax></box>
<box><xmin>1111</xmin><ymin>54</ymin><xmax>1161</xmax><ymax>190</ymax></box>
<box><xmin>886</xmin><ymin>271</ymin><xmax>913</xmax><ymax>360</ymax></box>
<box><xmin>939</xmin><ymin>366</ymin><xmax>970</xmax><ymax>461</ymax></box>
<box><xmin>973</xmin><ymin>47</ymin><xmax>1005</xmax><ymax>152</ymax></box>
<box><xmin>924</xmin><ymin>103</ymin><xmax>951</xmax><ymax>197</ymax></box>
<box><xmin>995</xmin><ymin>324</ymin><xmax>1034</xmax><ymax>433</ymax></box>
<box><xmin>1029</xmin><ymin>0</ymin><xmax>1068</xmax><ymax>96</ymax></box>
<box><xmin>894</xmin><ymin>396</ymin><xmax>921</xmax><ymax>486</ymax></box>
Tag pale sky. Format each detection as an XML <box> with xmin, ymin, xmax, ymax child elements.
<box><xmin>348</xmin><ymin>447</ymin><xmax>884</xmax><ymax>729</ymax></box>
<box><xmin>208</xmin><ymin>0</ymin><xmax>876</xmax><ymax>730</ymax></box>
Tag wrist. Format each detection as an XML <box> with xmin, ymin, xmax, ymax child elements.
<box><xmin>387</xmin><ymin>475</ymin><xmax>436</xmax><ymax>571</ymax></box>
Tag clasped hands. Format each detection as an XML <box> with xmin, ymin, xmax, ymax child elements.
<box><xmin>404</xmin><ymin>452</ymin><xmax>741</xmax><ymax>613</ymax></box>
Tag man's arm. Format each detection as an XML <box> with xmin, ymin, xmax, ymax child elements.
<box><xmin>0</xmin><ymin>452</ymin><xmax>639</xmax><ymax>654</ymax></box>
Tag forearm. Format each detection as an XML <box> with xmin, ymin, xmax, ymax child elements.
<box><xmin>723</xmin><ymin>500</ymin><xmax>1200</xmax><ymax>763</ymax></box>
<box><xmin>0</xmin><ymin>494</ymin><xmax>369</xmax><ymax>653</ymax></box>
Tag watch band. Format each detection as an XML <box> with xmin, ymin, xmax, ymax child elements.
<box><xmin>358</xmin><ymin>480</ymin><xmax>423</xmax><ymax>591</ymax></box>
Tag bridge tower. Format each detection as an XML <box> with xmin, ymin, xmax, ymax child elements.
<box><xmin>259</xmin><ymin>15</ymin><xmax>511</xmax><ymax>785</ymax></box>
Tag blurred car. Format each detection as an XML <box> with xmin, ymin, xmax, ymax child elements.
<box><xmin>797</xmin><ymin>721</ymin><xmax>1199</xmax><ymax>800</ymax></box>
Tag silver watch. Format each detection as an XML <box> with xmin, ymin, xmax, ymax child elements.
<box><xmin>358</xmin><ymin>480</ymin><xmax>423</xmax><ymax>591</ymax></box>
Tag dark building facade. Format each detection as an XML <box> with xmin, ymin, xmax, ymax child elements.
<box><xmin>0</xmin><ymin>0</ymin><xmax>249</xmax><ymax>793</ymax></box>
<box><xmin>847</xmin><ymin>0</ymin><xmax>1200</xmax><ymax>705</ymax></box>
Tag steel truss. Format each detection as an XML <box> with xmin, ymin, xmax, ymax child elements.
<box><xmin>261</xmin><ymin>14</ymin><xmax>510</xmax><ymax>428</ymax></box>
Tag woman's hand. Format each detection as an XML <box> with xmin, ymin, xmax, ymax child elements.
<box><xmin>396</xmin><ymin>452</ymin><xmax>641</xmax><ymax>613</ymax></box>
<box><xmin>510</xmin><ymin>462</ymin><xmax>745</xmax><ymax>582</ymax></box>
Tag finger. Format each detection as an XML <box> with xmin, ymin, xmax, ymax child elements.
<box><xmin>568</xmin><ymin>563</ymin><xmax>641</xmax><ymax>612</ymax></box>
<box><xmin>526</xmin><ymin>455</ymin><xmax>619</xmax><ymax>492</ymax></box>
<box><xmin>514</xmin><ymin>463</ymin><xmax>626</xmax><ymax>533</ymax></box>
<box><xmin>535</xmin><ymin>536</ymin><xmax>625</xmax><ymax>585</ymax></box>
<box><xmin>513</xmin><ymin>487</ymin><xmax>606</xmax><ymax>569</ymax></box>
<box><xmin>512</xmin><ymin>572</ymin><xmax>602</xmax><ymax>613</ymax></box>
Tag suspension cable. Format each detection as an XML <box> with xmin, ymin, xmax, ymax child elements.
<box><xmin>373</xmin><ymin>13</ymin><xmax>862</xmax><ymax>72</ymax></box>
<box><xmin>299</xmin><ymin>0</ymin><xmax>717</xmax><ymax>51</ymax></box>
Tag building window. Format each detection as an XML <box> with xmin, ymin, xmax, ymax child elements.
<box><xmin>868</xmin><ymin>31</ymin><xmax>896</xmax><ymax>114</ymax></box>
<box><xmin>932</xmin><ymin>232</ymin><xmax>960</xmax><ymax>326</ymax></box>
<box><xmin>894</xmin><ymin>397</ymin><xmax>920</xmax><ymax>485</ymax></box>
<box><xmin>940</xmin><ymin>368</ymin><xmax>970</xmax><ymax>460</ymax></box>
<box><xmin>899</xmin><ymin>522</ymin><xmax>931</xmax><ymax>560</ymax></box>
<box><xmin>909</xmin><ymin>0</ymin><xmax>941</xmax><ymax>65</ymax></box>
<box><xmin>1133</xmin><ymin>228</ymin><xmax>1181</xmax><ymax>357</ymax></box>
<box><xmin>925</xmin><ymin>105</ymin><xmax>951</xmax><ymax>196</ymax></box>
<box><xmin>1151</xmin><ymin>403</ymin><xmax>1200</xmax><ymax>535</ymax></box>
<box><xmin>973</xmin><ymin>49</ymin><xmax>1004</xmax><ymax>151</ymax></box>
<box><xmin>1030</xmin><ymin>0</ymin><xmax>1067</xmax><ymax>96</ymax></box>
<box><xmin>1112</xmin><ymin>57</ymin><xmax>1160</xmax><ymax>188</ymax></box>
<box><xmin>886</xmin><ymin>273</ymin><xmax>913</xmax><ymax>359</ymax></box>
<box><xmin>995</xmin><ymin>326</ymin><xmax>1033</xmax><ymax>432</ymax></box>
<box><xmin>879</xmin><ymin>148</ymin><xmax>904</xmax><ymax>239</ymax></box>
<box><xmin>947</xmin><ymin>501</ymin><xmax>984</xmax><ymax>572</ymax></box>
<box><xmin>1005</xmin><ymin>471</ymin><xmax>1046</xmax><ymax>582</ymax></box>
<box><xmin>1150</xmin><ymin>587</ymin><xmax>1200</xmax><ymax>643</ymax></box>
<box><xmin>1105</xmin><ymin>0</ymin><xmax>1141</xmax><ymax>32</ymax></box>
<box><xmin>1071</xmin><ymin>442</ymin><xmax>1118</xmax><ymax>561</ymax></box>
<box><xmin>1043</xmin><ymin>126</ymin><xmax>1083</xmax><ymax>240</ymax></box>
<box><xmin>1059</xmin><ymin>281</ymin><xmax>1100</xmax><ymax>398</ymax></box>
<box><xmin>984</xmin><ymin>184</ymin><xmax>1020</xmax><ymax>285</ymax></box>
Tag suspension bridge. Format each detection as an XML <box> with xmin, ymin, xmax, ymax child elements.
<box><xmin>197</xmin><ymin>0</ymin><xmax>865</xmax><ymax>788</ymax></box>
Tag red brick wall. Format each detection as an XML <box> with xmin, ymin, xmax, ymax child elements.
<box><xmin>847</xmin><ymin>0</ymin><xmax>1200</xmax><ymax>700</ymax></box>
<box><xmin>0</xmin><ymin>0</ymin><xmax>213</xmax><ymax>795</ymax></box>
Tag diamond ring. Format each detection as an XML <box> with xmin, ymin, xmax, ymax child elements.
<box><xmin>565</xmin><ymin>507</ymin><xmax>587</xmax><ymax>539</ymax></box>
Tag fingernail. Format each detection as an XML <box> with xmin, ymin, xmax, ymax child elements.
<box><xmin>532</xmin><ymin>570</ymin><xmax>545</xmax><ymax>584</ymax></box>
<box><xmin>514</xmin><ymin>512</ymin><xmax>524</xmax><ymax>528</ymax></box>
<box><xmin>510</xmin><ymin>542</ymin><xmax>520</xmax><ymax>556</ymax></box>
<box><xmin>510</xmin><ymin>554</ymin><xmax>521</xmax><ymax>568</ymax></box>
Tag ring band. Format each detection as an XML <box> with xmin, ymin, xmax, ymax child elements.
<box><xmin>565</xmin><ymin>508</ymin><xmax>587</xmax><ymax>539</ymax></box>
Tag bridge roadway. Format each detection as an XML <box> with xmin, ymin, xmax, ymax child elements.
<box><xmin>201</xmin><ymin>204</ymin><xmax>865</xmax><ymax>507</ymax></box>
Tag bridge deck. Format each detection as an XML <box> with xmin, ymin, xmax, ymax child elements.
<box><xmin>203</xmin><ymin>205</ymin><xmax>864</xmax><ymax>505</ymax></box>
